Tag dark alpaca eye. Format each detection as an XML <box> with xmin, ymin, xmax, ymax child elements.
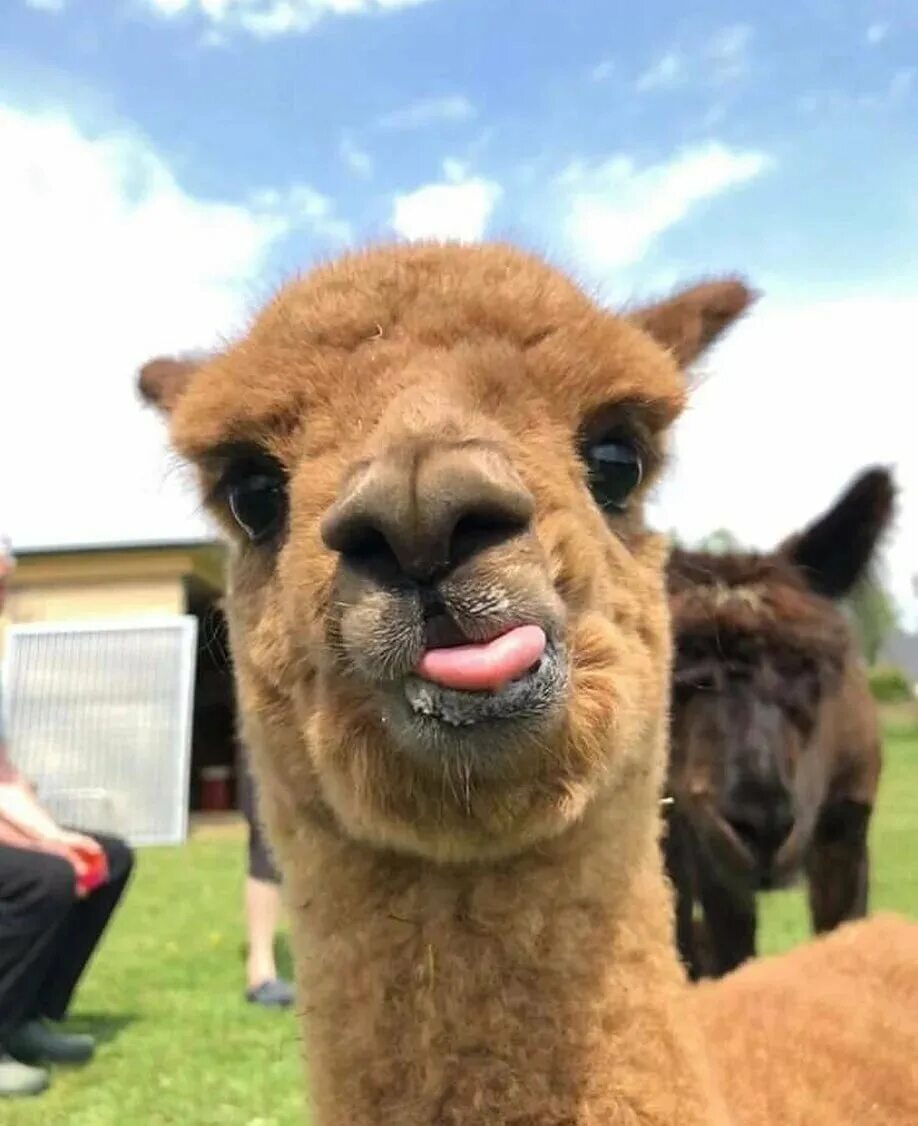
<box><xmin>226</xmin><ymin>465</ymin><xmax>287</xmax><ymax>544</ymax></box>
<box><xmin>580</xmin><ymin>435</ymin><xmax>643</xmax><ymax>513</ymax></box>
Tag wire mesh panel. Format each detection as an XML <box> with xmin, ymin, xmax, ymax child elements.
<box><xmin>2</xmin><ymin>616</ymin><xmax>198</xmax><ymax>846</ymax></box>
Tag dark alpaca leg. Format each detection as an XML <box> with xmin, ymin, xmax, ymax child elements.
<box><xmin>661</xmin><ymin>805</ymin><xmax>703</xmax><ymax>979</ymax></box>
<box><xmin>806</xmin><ymin>798</ymin><xmax>871</xmax><ymax>933</ymax></box>
<box><xmin>698</xmin><ymin>863</ymin><xmax>757</xmax><ymax>977</ymax></box>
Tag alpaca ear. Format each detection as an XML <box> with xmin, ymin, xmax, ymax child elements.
<box><xmin>137</xmin><ymin>353</ymin><xmax>204</xmax><ymax>415</ymax></box>
<box><xmin>629</xmin><ymin>279</ymin><xmax>757</xmax><ymax>367</ymax></box>
<box><xmin>782</xmin><ymin>468</ymin><xmax>896</xmax><ymax>600</ymax></box>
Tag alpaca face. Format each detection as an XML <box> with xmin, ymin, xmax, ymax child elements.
<box><xmin>670</xmin><ymin>627</ymin><xmax>832</xmax><ymax>890</ymax></box>
<box><xmin>668</xmin><ymin>468</ymin><xmax>893</xmax><ymax>889</ymax></box>
<box><xmin>143</xmin><ymin>243</ymin><xmax>752</xmax><ymax>861</ymax></box>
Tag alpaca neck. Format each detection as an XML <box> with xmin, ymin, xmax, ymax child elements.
<box><xmin>287</xmin><ymin>777</ymin><xmax>726</xmax><ymax>1126</ymax></box>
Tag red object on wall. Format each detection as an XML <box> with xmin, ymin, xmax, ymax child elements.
<box><xmin>200</xmin><ymin>765</ymin><xmax>233</xmax><ymax>812</ymax></box>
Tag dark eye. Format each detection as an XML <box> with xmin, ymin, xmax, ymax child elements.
<box><xmin>226</xmin><ymin>464</ymin><xmax>287</xmax><ymax>544</ymax></box>
<box><xmin>580</xmin><ymin>434</ymin><xmax>643</xmax><ymax>514</ymax></box>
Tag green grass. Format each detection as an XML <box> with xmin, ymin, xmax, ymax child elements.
<box><xmin>7</xmin><ymin>718</ymin><xmax>918</xmax><ymax>1124</ymax></box>
<box><xmin>759</xmin><ymin>713</ymin><xmax>918</xmax><ymax>954</ymax></box>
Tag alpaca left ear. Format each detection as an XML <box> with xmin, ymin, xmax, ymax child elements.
<box><xmin>137</xmin><ymin>353</ymin><xmax>205</xmax><ymax>415</ymax></box>
<box><xmin>629</xmin><ymin>279</ymin><xmax>757</xmax><ymax>367</ymax></box>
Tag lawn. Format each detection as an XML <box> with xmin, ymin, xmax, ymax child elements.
<box><xmin>7</xmin><ymin>715</ymin><xmax>918</xmax><ymax>1125</ymax></box>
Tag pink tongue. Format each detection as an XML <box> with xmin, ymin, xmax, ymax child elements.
<box><xmin>416</xmin><ymin>624</ymin><xmax>547</xmax><ymax>692</ymax></box>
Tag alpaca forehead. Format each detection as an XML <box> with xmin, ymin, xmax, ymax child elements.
<box><xmin>171</xmin><ymin>245</ymin><xmax>685</xmax><ymax>461</ymax></box>
<box><xmin>673</xmin><ymin>588</ymin><xmax>849</xmax><ymax>676</ymax></box>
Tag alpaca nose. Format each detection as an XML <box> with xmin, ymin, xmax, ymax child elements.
<box><xmin>321</xmin><ymin>443</ymin><xmax>534</xmax><ymax>581</ymax></box>
<box><xmin>725</xmin><ymin>794</ymin><xmax>795</xmax><ymax>861</ymax></box>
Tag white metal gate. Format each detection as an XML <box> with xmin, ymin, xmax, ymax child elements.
<box><xmin>2</xmin><ymin>616</ymin><xmax>198</xmax><ymax>846</ymax></box>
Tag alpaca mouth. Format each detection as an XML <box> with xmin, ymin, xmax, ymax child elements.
<box><xmin>388</xmin><ymin>621</ymin><xmax>568</xmax><ymax>739</ymax></box>
<box><xmin>404</xmin><ymin>641</ymin><xmax>566</xmax><ymax>727</ymax></box>
<box><xmin>704</xmin><ymin>813</ymin><xmax>803</xmax><ymax>892</ymax></box>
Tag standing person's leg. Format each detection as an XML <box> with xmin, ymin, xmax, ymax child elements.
<box><xmin>238</xmin><ymin>747</ymin><xmax>293</xmax><ymax>1007</ymax></box>
<box><xmin>0</xmin><ymin>844</ymin><xmax>74</xmax><ymax>1094</ymax></box>
<box><xmin>245</xmin><ymin>873</ymin><xmax>282</xmax><ymax>988</ymax></box>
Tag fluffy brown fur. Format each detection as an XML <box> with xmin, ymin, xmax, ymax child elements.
<box><xmin>139</xmin><ymin>242</ymin><xmax>916</xmax><ymax>1124</ymax></box>
<box><xmin>665</xmin><ymin>470</ymin><xmax>893</xmax><ymax>978</ymax></box>
<box><xmin>695</xmin><ymin>913</ymin><xmax>918</xmax><ymax>1124</ymax></box>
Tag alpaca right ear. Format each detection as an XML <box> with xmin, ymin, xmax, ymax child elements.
<box><xmin>629</xmin><ymin>279</ymin><xmax>757</xmax><ymax>368</ymax></box>
<box><xmin>137</xmin><ymin>354</ymin><xmax>203</xmax><ymax>415</ymax></box>
<box><xmin>782</xmin><ymin>467</ymin><xmax>896</xmax><ymax>600</ymax></box>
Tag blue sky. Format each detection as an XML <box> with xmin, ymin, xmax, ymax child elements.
<box><xmin>1</xmin><ymin>0</ymin><xmax>916</xmax><ymax>622</ymax></box>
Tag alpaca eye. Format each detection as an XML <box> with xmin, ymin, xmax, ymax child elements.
<box><xmin>581</xmin><ymin>435</ymin><xmax>643</xmax><ymax>513</ymax></box>
<box><xmin>227</xmin><ymin>467</ymin><xmax>287</xmax><ymax>544</ymax></box>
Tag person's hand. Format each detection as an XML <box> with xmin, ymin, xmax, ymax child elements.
<box><xmin>51</xmin><ymin>828</ymin><xmax>105</xmax><ymax>859</ymax></box>
<box><xmin>55</xmin><ymin>830</ymin><xmax>109</xmax><ymax>895</ymax></box>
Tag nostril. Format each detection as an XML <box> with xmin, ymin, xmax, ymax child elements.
<box><xmin>449</xmin><ymin>507</ymin><xmax>530</xmax><ymax>568</ymax></box>
<box><xmin>337</xmin><ymin>525</ymin><xmax>389</xmax><ymax>562</ymax></box>
<box><xmin>321</xmin><ymin>511</ymin><xmax>402</xmax><ymax>577</ymax></box>
<box><xmin>727</xmin><ymin>809</ymin><xmax>794</xmax><ymax>857</ymax></box>
<box><xmin>726</xmin><ymin>816</ymin><xmax>758</xmax><ymax>850</ymax></box>
<box><xmin>772</xmin><ymin>807</ymin><xmax>795</xmax><ymax>847</ymax></box>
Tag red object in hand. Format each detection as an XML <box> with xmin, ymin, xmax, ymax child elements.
<box><xmin>68</xmin><ymin>841</ymin><xmax>109</xmax><ymax>896</ymax></box>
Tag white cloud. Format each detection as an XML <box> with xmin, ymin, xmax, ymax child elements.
<box><xmin>886</xmin><ymin>67</ymin><xmax>915</xmax><ymax>103</ymax></box>
<box><xmin>636</xmin><ymin>27</ymin><xmax>751</xmax><ymax>94</ymax></box>
<box><xmin>650</xmin><ymin>291</ymin><xmax>918</xmax><ymax>628</ymax></box>
<box><xmin>376</xmin><ymin>95</ymin><xmax>475</xmax><ymax>131</ymax></box>
<box><xmin>801</xmin><ymin>67</ymin><xmax>916</xmax><ymax>114</ymax></box>
<box><xmin>142</xmin><ymin>0</ymin><xmax>437</xmax><ymax>38</ymax></box>
<box><xmin>635</xmin><ymin>50</ymin><xmax>684</xmax><ymax>92</ymax></box>
<box><xmin>0</xmin><ymin>103</ymin><xmax>347</xmax><ymax>550</ymax></box>
<box><xmin>866</xmin><ymin>22</ymin><xmax>889</xmax><ymax>45</ymax></box>
<box><xmin>590</xmin><ymin>59</ymin><xmax>615</xmax><ymax>83</ymax></box>
<box><xmin>251</xmin><ymin>183</ymin><xmax>352</xmax><ymax>241</ymax></box>
<box><xmin>391</xmin><ymin>160</ymin><xmax>501</xmax><ymax>242</ymax></box>
<box><xmin>706</xmin><ymin>23</ymin><xmax>752</xmax><ymax>84</ymax></box>
<box><xmin>559</xmin><ymin>141</ymin><xmax>770</xmax><ymax>276</ymax></box>
<box><xmin>339</xmin><ymin>133</ymin><xmax>373</xmax><ymax>178</ymax></box>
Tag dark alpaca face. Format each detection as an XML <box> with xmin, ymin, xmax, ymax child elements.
<box><xmin>671</xmin><ymin>646</ymin><xmax>827</xmax><ymax>890</ymax></box>
<box><xmin>668</xmin><ymin>466</ymin><xmax>895</xmax><ymax>891</ymax></box>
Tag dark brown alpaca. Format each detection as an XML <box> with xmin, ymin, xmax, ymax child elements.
<box><xmin>664</xmin><ymin>467</ymin><xmax>894</xmax><ymax>979</ymax></box>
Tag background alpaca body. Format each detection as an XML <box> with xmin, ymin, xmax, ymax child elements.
<box><xmin>665</xmin><ymin>470</ymin><xmax>892</xmax><ymax>979</ymax></box>
<box><xmin>140</xmin><ymin>242</ymin><xmax>917</xmax><ymax>1124</ymax></box>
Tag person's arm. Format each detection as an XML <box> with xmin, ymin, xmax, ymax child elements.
<box><xmin>0</xmin><ymin>773</ymin><xmax>65</xmax><ymax>839</ymax></box>
<box><xmin>0</xmin><ymin>747</ymin><xmax>102</xmax><ymax>855</ymax></box>
<box><xmin>0</xmin><ymin>738</ymin><xmax>21</xmax><ymax>783</ymax></box>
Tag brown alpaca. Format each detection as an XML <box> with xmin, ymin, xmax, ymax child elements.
<box><xmin>664</xmin><ymin>469</ymin><xmax>892</xmax><ymax>979</ymax></box>
<box><xmin>694</xmin><ymin>912</ymin><xmax>918</xmax><ymax>1123</ymax></box>
<box><xmin>138</xmin><ymin>243</ymin><xmax>917</xmax><ymax>1125</ymax></box>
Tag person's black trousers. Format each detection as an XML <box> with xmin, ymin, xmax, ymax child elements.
<box><xmin>0</xmin><ymin>832</ymin><xmax>134</xmax><ymax>1043</ymax></box>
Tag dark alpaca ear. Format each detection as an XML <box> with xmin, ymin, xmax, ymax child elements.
<box><xmin>137</xmin><ymin>353</ymin><xmax>205</xmax><ymax>414</ymax></box>
<box><xmin>629</xmin><ymin>279</ymin><xmax>757</xmax><ymax>367</ymax></box>
<box><xmin>783</xmin><ymin>468</ymin><xmax>896</xmax><ymax>599</ymax></box>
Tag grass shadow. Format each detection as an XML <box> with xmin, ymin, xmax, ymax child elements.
<box><xmin>65</xmin><ymin>1012</ymin><xmax>139</xmax><ymax>1045</ymax></box>
<box><xmin>275</xmin><ymin>933</ymin><xmax>294</xmax><ymax>981</ymax></box>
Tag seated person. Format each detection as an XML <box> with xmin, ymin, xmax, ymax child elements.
<box><xmin>0</xmin><ymin>540</ymin><xmax>134</xmax><ymax>1098</ymax></box>
<box><xmin>0</xmin><ymin>739</ymin><xmax>135</xmax><ymax>1097</ymax></box>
